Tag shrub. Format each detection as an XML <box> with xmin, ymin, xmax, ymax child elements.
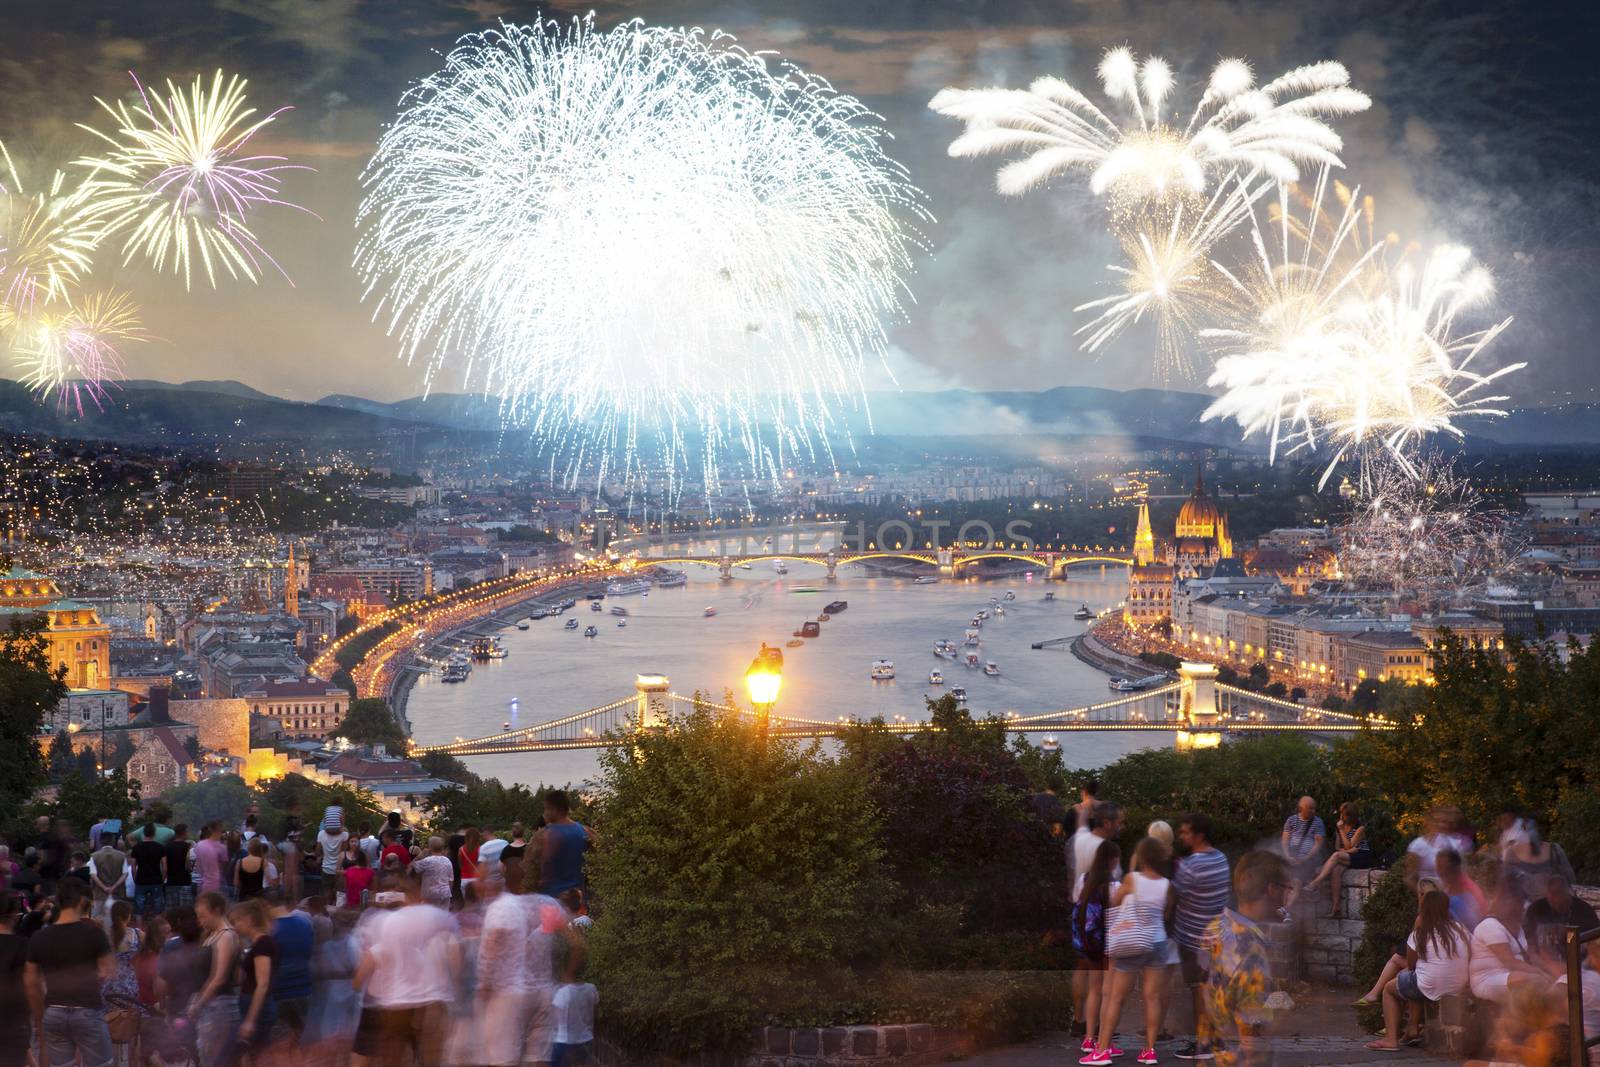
<box><xmin>587</xmin><ymin>702</ymin><xmax>885</xmax><ymax>1054</ymax></box>
<box><xmin>1352</xmin><ymin>865</ymin><xmax>1414</xmax><ymax>1032</ymax></box>
<box><xmin>1554</xmin><ymin>783</ymin><xmax>1600</xmax><ymax>885</ymax></box>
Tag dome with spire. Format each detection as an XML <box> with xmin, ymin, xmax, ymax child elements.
<box><xmin>1175</xmin><ymin>463</ymin><xmax>1224</xmax><ymax>540</ymax></box>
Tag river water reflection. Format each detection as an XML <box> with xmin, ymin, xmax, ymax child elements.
<box><xmin>406</xmin><ymin>561</ymin><xmax>1180</xmax><ymax>787</ymax></box>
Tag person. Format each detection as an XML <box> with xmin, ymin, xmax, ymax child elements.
<box><xmin>1085</xmin><ymin>837</ymin><xmax>1173</xmax><ymax>1066</ymax></box>
<box><xmin>1436</xmin><ymin>847</ymin><xmax>1487</xmax><ymax>929</ymax></box>
<box><xmin>1469</xmin><ymin>885</ymin><xmax>1551</xmax><ymax>1007</ymax></box>
<box><xmin>458</xmin><ymin>827</ymin><xmax>483</xmax><ymax>899</ymax></box>
<box><xmin>343</xmin><ymin>848</ymin><xmax>375</xmax><ymax>909</ymax></box>
<box><xmin>89</xmin><ymin>833</ymin><xmax>128</xmax><ymax>921</ymax></box>
<box><xmin>306</xmin><ymin>908</ymin><xmax>362</xmax><ymax>1062</ymax></box>
<box><xmin>1198</xmin><ymin>851</ymin><xmax>1289</xmax><ymax>1067</ymax></box>
<box><xmin>1073</xmin><ymin>839</ymin><xmax>1121</xmax><ymax>1060</ymax></box>
<box><xmin>229</xmin><ymin>898</ymin><xmax>277</xmax><ymax>1062</ymax></box>
<box><xmin>130</xmin><ymin>824</ymin><xmax>168</xmax><ymax>917</ymax></box>
<box><xmin>316</xmin><ymin>819</ymin><xmax>349</xmax><ymax>903</ymax></box>
<box><xmin>236</xmin><ymin>838</ymin><xmax>268</xmax><ymax>901</ymax></box>
<box><xmin>356</xmin><ymin>823</ymin><xmax>381</xmax><ymax>868</ymax></box>
<box><xmin>550</xmin><ymin>956</ymin><xmax>597</xmax><ymax>1067</ymax></box>
<box><xmin>351</xmin><ymin>878</ymin><xmax>461</xmax><ymax>1067</ymax></box>
<box><xmin>241</xmin><ymin>814</ymin><xmax>261</xmax><ymax>849</ymax></box>
<box><xmin>25</xmin><ymin>879</ymin><xmax>115</xmax><ymax>1067</ymax></box>
<box><xmin>1302</xmin><ymin>802</ymin><xmax>1374</xmax><ymax>917</ymax></box>
<box><xmin>278</xmin><ymin>827</ymin><xmax>303</xmax><ymax>904</ymax></box>
<box><xmin>1173</xmin><ymin>813</ymin><xmax>1231</xmax><ymax>1062</ymax></box>
<box><xmin>1074</xmin><ymin>779</ymin><xmax>1101</xmax><ymax>830</ymax></box>
<box><xmin>188</xmin><ymin>891</ymin><xmax>242</xmax><ymax>1067</ymax></box>
<box><xmin>1031</xmin><ymin>777</ymin><xmax>1068</xmax><ymax>832</ymax></box>
<box><xmin>540</xmin><ymin>792</ymin><xmax>593</xmax><ymax>898</ymax></box>
<box><xmin>415</xmin><ymin>837</ymin><xmax>456</xmax><ymax>909</ymax></box>
<box><xmin>134</xmin><ymin>914</ymin><xmax>167</xmax><ymax>1013</ymax></box>
<box><xmin>270</xmin><ymin>893</ymin><xmax>315</xmax><ymax>1042</ymax></box>
<box><xmin>1366</xmin><ymin>889</ymin><xmax>1470</xmax><ymax>1052</ymax></box>
<box><xmin>384</xmin><ymin>810</ymin><xmax>415</xmax><ymax>852</ymax></box>
<box><xmin>156</xmin><ymin>905</ymin><xmax>204</xmax><ymax>1018</ymax></box>
<box><xmin>0</xmin><ymin>894</ymin><xmax>30</xmax><ymax>1067</ymax></box>
<box><xmin>165</xmin><ymin>825</ymin><xmax>194</xmax><ymax>907</ymax></box>
<box><xmin>102</xmin><ymin>899</ymin><xmax>143</xmax><ymax>1013</ymax></box>
<box><xmin>1503</xmin><ymin>819</ymin><xmax>1577</xmax><ymax>901</ymax></box>
<box><xmin>1524</xmin><ymin>873</ymin><xmax>1600</xmax><ymax>963</ymax></box>
<box><xmin>1279</xmin><ymin>796</ymin><xmax>1325</xmax><ymax>892</ymax></box>
<box><xmin>479</xmin><ymin>858</ymin><xmax>565</xmax><ymax>1067</ymax></box>
<box><xmin>378</xmin><ymin>830</ymin><xmax>411</xmax><ymax>871</ymax></box>
<box><xmin>194</xmin><ymin>824</ymin><xmax>228</xmax><ymax>898</ymax></box>
<box><xmin>1406</xmin><ymin>807</ymin><xmax>1463</xmax><ymax>886</ymax></box>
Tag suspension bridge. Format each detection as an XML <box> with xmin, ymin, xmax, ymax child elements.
<box><xmin>413</xmin><ymin>663</ymin><xmax>1388</xmax><ymax>758</ymax></box>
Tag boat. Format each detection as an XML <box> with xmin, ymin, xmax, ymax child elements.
<box><xmin>704</xmin><ymin>606</ymin><xmax>718</xmax><ymax>617</ymax></box>
<box><xmin>975</xmin><ymin>609</ymin><xmax>988</xmax><ymax>621</ymax></box>
<box><xmin>530</xmin><ymin>608</ymin><xmax>550</xmax><ymax>619</ymax></box>
<box><xmin>441</xmin><ymin>666</ymin><xmax>467</xmax><ymax>683</ymax></box>
<box><xmin>965</xmin><ymin>652</ymin><xmax>980</xmax><ymax>669</ymax></box>
<box><xmin>1004</xmin><ymin>591</ymin><xmax>1016</xmax><ymax>601</ymax></box>
<box><xmin>823</xmin><ymin>600</ymin><xmax>848</xmax><ymax>614</ymax></box>
<box><xmin>871</xmin><ymin>659</ymin><xmax>895</xmax><ymax>680</ymax></box>
<box><xmin>470</xmin><ymin>638</ymin><xmax>495</xmax><ymax>660</ymax></box>
<box><xmin>1044</xmin><ymin>591</ymin><xmax>1056</xmax><ymax>602</ymax></box>
<box><xmin>606</xmin><ymin>579</ymin><xmax>650</xmax><ymax>596</ymax></box>
<box><xmin>516</xmin><ymin>621</ymin><xmax>530</xmax><ymax>630</ymax></box>
<box><xmin>559</xmin><ymin>599</ymin><xmax>577</xmax><ymax>610</ymax></box>
<box><xmin>964</xmin><ymin>628</ymin><xmax>981</xmax><ymax>646</ymax></box>
<box><xmin>564</xmin><ymin>618</ymin><xmax>579</xmax><ymax>630</ymax></box>
<box><xmin>994</xmin><ymin>604</ymin><xmax>1005</xmax><ymax>616</ymax></box>
<box><xmin>486</xmin><ymin>638</ymin><xmax>509</xmax><ymax>659</ymax></box>
<box><xmin>616</xmin><ymin>619</ymin><xmax>627</xmax><ymax>628</ymax></box>
<box><xmin>654</xmin><ymin>570</ymin><xmax>687</xmax><ymax>588</ymax></box>
<box><xmin>1108</xmin><ymin>673</ymin><xmax>1167</xmax><ymax>692</ymax></box>
<box><xmin>983</xmin><ymin>661</ymin><xmax>1000</xmax><ymax>677</ymax></box>
<box><xmin>583</xmin><ymin>625</ymin><xmax>598</xmax><ymax>638</ymax></box>
<box><xmin>816</xmin><ymin>614</ymin><xmax>830</xmax><ymax>623</ymax></box>
<box><xmin>1074</xmin><ymin>604</ymin><xmax>1094</xmax><ymax>620</ymax></box>
<box><xmin>790</xmin><ymin>586</ymin><xmax>824</xmax><ymax>594</ymax></box>
<box><xmin>1041</xmin><ymin>736</ymin><xmax>1060</xmax><ymax>752</ymax></box>
<box><xmin>738</xmin><ymin>562</ymin><xmax>753</xmax><ymax>570</ymax></box>
<box><xmin>502</xmin><ymin>721</ymin><xmax>511</xmax><ymax>730</ymax></box>
<box><xmin>970</xmin><ymin>616</ymin><xmax>983</xmax><ymax>629</ymax></box>
<box><xmin>914</xmin><ymin>575</ymin><xmax>940</xmax><ymax>585</ymax></box>
<box><xmin>763</xmin><ymin>536</ymin><xmax>774</xmax><ymax>549</ymax></box>
<box><xmin>585</xmin><ymin>592</ymin><xmax>605</xmax><ymax>600</ymax></box>
<box><xmin>951</xmin><ymin>685</ymin><xmax>968</xmax><ymax>703</ymax></box>
<box><xmin>929</xmin><ymin>669</ymin><xmax>944</xmax><ymax>685</ymax></box>
<box><xmin>785</xmin><ymin>638</ymin><xmax>804</xmax><ymax>648</ymax></box>
<box><xmin>798</xmin><ymin>621</ymin><xmax>821</xmax><ymax>638</ymax></box>
<box><xmin>933</xmin><ymin>640</ymin><xmax>956</xmax><ymax>658</ymax></box>
<box><xmin>610</xmin><ymin>606</ymin><xmax>629</xmax><ymax>617</ymax></box>
<box><xmin>590</xmin><ymin>600</ymin><xmax>603</xmax><ymax>612</ymax></box>
<box><xmin>990</xmin><ymin>596</ymin><xmax>999</xmax><ymax>603</ymax></box>
<box><xmin>773</xmin><ymin>560</ymin><xmax>788</xmax><ymax>575</ymax></box>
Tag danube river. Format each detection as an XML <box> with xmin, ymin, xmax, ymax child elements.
<box><xmin>405</xmin><ymin>562</ymin><xmax>1176</xmax><ymax>788</ymax></box>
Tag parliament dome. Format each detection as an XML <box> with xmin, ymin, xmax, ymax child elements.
<box><xmin>1175</xmin><ymin>465</ymin><xmax>1223</xmax><ymax>539</ymax></box>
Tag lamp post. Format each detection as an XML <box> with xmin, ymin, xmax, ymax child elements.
<box><xmin>744</xmin><ymin>643</ymin><xmax>784</xmax><ymax>737</ymax></box>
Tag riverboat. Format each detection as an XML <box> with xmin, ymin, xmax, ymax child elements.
<box><xmin>870</xmin><ymin>659</ymin><xmax>895</xmax><ymax>680</ymax></box>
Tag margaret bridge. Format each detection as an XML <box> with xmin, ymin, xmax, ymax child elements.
<box><xmin>618</xmin><ymin>546</ymin><xmax>1133</xmax><ymax>582</ymax></box>
<box><xmin>414</xmin><ymin>662</ymin><xmax>1389</xmax><ymax>759</ymax></box>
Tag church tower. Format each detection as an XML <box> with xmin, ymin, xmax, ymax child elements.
<box><xmin>285</xmin><ymin>542</ymin><xmax>299</xmax><ymax>618</ymax></box>
<box><xmin>1133</xmin><ymin>502</ymin><xmax>1156</xmax><ymax>566</ymax></box>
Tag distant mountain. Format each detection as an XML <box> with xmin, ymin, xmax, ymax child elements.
<box><xmin>123</xmin><ymin>379</ymin><xmax>281</xmax><ymax>401</ymax></box>
<box><xmin>318</xmin><ymin>392</ymin><xmax>505</xmax><ymax>430</ymax></box>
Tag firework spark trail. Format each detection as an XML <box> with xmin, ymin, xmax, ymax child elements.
<box><xmin>74</xmin><ymin>70</ymin><xmax>311</xmax><ymax>289</ymax></box>
<box><xmin>1200</xmin><ymin>172</ymin><xmax>1523</xmax><ymax>486</ymax></box>
<box><xmin>0</xmin><ymin>145</ymin><xmax>97</xmax><ymax>315</ymax></box>
<box><xmin>356</xmin><ymin>17</ymin><xmax>929</xmax><ymax>494</ymax></box>
<box><xmin>15</xmin><ymin>289</ymin><xmax>143</xmax><ymax>415</ymax></box>
<box><xmin>929</xmin><ymin>49</ymin><xmax>1369</xmax><ymax>204</ymax></box>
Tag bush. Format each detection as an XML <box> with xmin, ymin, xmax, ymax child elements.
<box><xmin>1140</xmin><ymin>650</ymin><xmax>1182</xmax><ymax>671</ymax></box>
<box><xmin>587</xmin><ymin>702</ymin><xmax>885</xmax><ymax>1055</ymax></box>
<box><xmin>1353</xmin><ymin>865</ymin><xmax>1414</xmax><ymax>1032</ymax></box>
<box><xmin>868</xmin><ymin>970</ymin><xmax>1073</xmax><ymax>1051</ymax></box>
<box><xmin>1554</xmin><ymin>783</ymin><xmax>1600</xmax><ymax>885</ymax></box>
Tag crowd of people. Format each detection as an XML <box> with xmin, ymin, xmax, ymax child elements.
<box><xmin>0</xmin><ymin>792</ymin><xmax>597</xmax><ymax>1067</ymax></box>
<box><xmin>1043</xmin><ymin>780</ymin><xmax>1600</xmax><ymax>1066</ymax></box>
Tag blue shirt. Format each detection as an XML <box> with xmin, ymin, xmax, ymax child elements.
<box><xmin>1282</xmin><ymin>814</ymin><xmax>1326</xmax><ymax>862</ymax></box>
<box><xmin>1175</xmin><ymin>848</ymin><xmax>1232</xmax><ymax>950</ymax></box>
<box><xmin>271</xmin><ymin>912</ymin><xmax>315</xmax><ymax>1001</ymax></box>
<box><xmin>540</xmin><ymin>822</ymin><xmax>589</xmax><ymax>896</ymax></box>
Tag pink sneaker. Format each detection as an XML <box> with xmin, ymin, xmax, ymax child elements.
<box><xmin>1078</xmin><ymin>1051</ymin><xmax>1112</xmax><ymax>1066</ymax></box>
<box><xmin>1137</xmin><ymin>1050</ymin><xmax>1159</xmax><ymax>1065</ymax></box>
<box><xmin>1082</xmin><ymin>1036</ymin><xmax>1096</xmax><ymax>1053</ymax></box>
<box><xmin>1106</xmin><ymin>1048</ymin><xmax>1127</xmax><ymax>1059</ymax></box>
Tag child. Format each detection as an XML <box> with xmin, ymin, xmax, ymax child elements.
<box><xmin>550</xmin><ymin>958</ymin><xmax>597</xmax><ymax>1067</ymax></box>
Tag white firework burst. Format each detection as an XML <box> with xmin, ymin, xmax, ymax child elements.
<box><xmin>929</xmin><ymin>48</ymin><xmax>1369</xmax><ymax>202</ymax></box>
<box><xmin>355</xmin><ymin>16</ymin><xmax>929</xmax><ymax>494</ymax></box>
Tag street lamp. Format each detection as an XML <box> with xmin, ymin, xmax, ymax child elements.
<box><xmin>744</xmin><ymin>643</ymin><xmax>784</xmax><ymax>735</ymax></box>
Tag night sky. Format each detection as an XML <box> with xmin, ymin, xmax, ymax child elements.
<box><xmin>3</xmin><ymin>0</ymin><xmax>1596</xmax><ymax>405</ymax></box>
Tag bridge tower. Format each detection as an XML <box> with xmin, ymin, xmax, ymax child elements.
<box><xmin>937</xmin><ymin>548</ymin><xmax>955</xmax><ymax>576</ymax></box>
<box><xmin>719</xmin><ymin>556</ymin><xmax>733</xmax><ymax>581</ymax></box>
<box><xmin>1175</xmin><ymin>661</ymin><xmax>1222</xmax><ymax>751</ymax></box>
<box><xmin>825</xmin><ymin>551</ymin><xmax>838</xmax><ymax>581</ymax></box>
<box><xmin>634</xmin><ymin>673</ymin><xmax>671</xmax><ymax>730</ymax></box>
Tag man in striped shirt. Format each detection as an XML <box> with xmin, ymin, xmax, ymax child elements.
<box><xmin>1173</xmin><ymin>813</ymin><xmax>1231</xmax><ymax>1061</ymax></box>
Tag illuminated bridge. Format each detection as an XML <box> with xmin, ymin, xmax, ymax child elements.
<box><xmin>621</xmin><ymin>546</ymin><xmax>1131</xmax><ymax>581</ymax></box>
<box><xmin>414</xmin><ymin>663</ymin><xmax>1387</xmax><ymax>758</ymax></box>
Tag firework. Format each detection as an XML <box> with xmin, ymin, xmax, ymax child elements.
<box><xmin>1336</xmin><ymin>451</ymin><xmax>1518</xmax><ymax>597</ymax></box>
<box><xmin>1202</xmin><ymin>173</ymin><xmax>1522</xmax><ymax>485</ymax></box>
<box><xmin>13</xmin><ymin>288</ymin><xmax>143</xmax><ymax>414</ymax></box>
<box><xmin>0</xmin><ymin>144</ymin><xmax>97</xmax><ymax>315</ymax></box>
<box><xmin>74</xmin><ymin>70</ymin><xmax>307</xmax><ymax>289</ymax></box>
<box><xmin>356</xmin><ymin>17</ymin><xmax>928</xmax><ymax>492</ymax></box>
<box><xmin>929</xmin><ymin>49</ymin><xmax>1369</xmax><ymax>205</ymax></box>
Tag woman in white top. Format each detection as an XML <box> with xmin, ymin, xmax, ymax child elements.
<box><xmin>1469</xmin><ymin>887</ymin><xmax>1551</xmax><ymax>1006</ymax></box>
<box><xmin>1086</xmin><ymin>837</ymin><xmax>1172</xmax><ymax>1067</ymax></box>
<box><xmin>1367</xmin><ymin>890</ymin><xmax>1469</xmax><ymax>1051</ymax></box>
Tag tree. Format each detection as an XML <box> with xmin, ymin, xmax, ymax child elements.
<box><xmin>165</xmin><ymin>775</ymin><xmax>254</xmax><ymax>832</ymax></box>
<box><xmin>422</xmin><ymin>779</ymin><xmax>571</xmax><ymax>835</ymax></box>
<box><xmin>55</xmin><ymin>767</ymin><xmax>142</xmax><ymax>839</ymax></box>
<box><xmin>416</xmin><ymin>752</ymin><xmax>481</xmax><ymax>787</ymax></box>
<box><xmin>0</xmin><ymin>617</ymin><xmax>67</xmax><ymax>813</ymax></box>
<box><xmin>332</xmin><ymin>698</ymin><xmax>408</xmax><ymax>751</ymax></box>
<box><xmin>46</xmin><ymin>731</ymin><xmax>76</xmax><ymax>783</ymax></box>
<box><xmin>1289</xmin><ymin>686</ymin><xmax>1307</xmax><ymax>703</ymax></box>
<box><xmin>1265</xmin><ymin>681</ymin><xmax>1288</xmax><ymax>698</ymax></box>
<box><xmin>1248</xmin><ymin>662</ymin><xmax>1270</xmax><ymax>689</ymax></box>
<box><xmin>1349</xmin><ymin>678</ymin><xmax>1381</xmax><ymax>713</ymax></box>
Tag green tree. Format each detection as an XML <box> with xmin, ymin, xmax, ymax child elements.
<box><xmin>55</xmin><ymin>767</ymin><xmax>141</xmax><ymax>839</ymax></box>
<box><xmin>46</xmin><ymin>731</ymin><xmax>76</xmax><ymax>783</ymax></box>
<box><xmin>422</xmin><ymin>779</ymin><xmax>572</xmax><ymax>835</ymax></box>
<box><xmin>164</xmin><ymin>775</ymin><xmax>255</xmax><ymax>831</ymax></box>
<box><xmin>416</xmin><ymin>751</ymin><xmax>481</xmax><ymax>787</ymax></box>
<box><xmin>332</xmin><ymin>698</ymin><xmax>408</xmax><ymax>751</ymax></box>
<box><xmin>588</xmin><ymin>703</ymin><xmax>884</xmax><ymax>1054</ymax></box>
<box><xmin>255</xmin><ymin>774</ymin><xmax>386</xmax><ymax>840</ymax></box>
<box><xmin>0</xmin><ymin>617</ymin><xmax>67</xmax><ymax>813</ymax></box>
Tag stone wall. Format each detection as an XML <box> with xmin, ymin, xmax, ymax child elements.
<box><xmin>171</xmin><ymin>698</ymin><xmax>250</xmax><ymax>757</ymax></box>
<box><xmin>1293</xmin><ymin>867</ymin><xmax>1386</xmax><ymax>984</ymax></box>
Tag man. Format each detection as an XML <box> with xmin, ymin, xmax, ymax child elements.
<box><xmin>241</xmin><ymin>813</ymin><xmax>261</xmax><ymax>848</ymax></box>
<box><xmin>1</xmin><ymin>894</ymin><xmax>29</xmax><ymax>1067</ymax></box>
<box><xmin>357</xmin><ymin>823</ymin><xmax>381</xmax><ymax>868</ymax></box>
<box><xmin>316</xmin><ymin>818</ymin><xmax>349</xmax><ymax>902</ymax></box>
<box><xmin>384</xmin><ymin>810</ymin><xmax>415</xmax><ymax>852</ymax></box>
<box><xmin>129</xmin><ymin>823</ymin><xmax>167</xmax><ymax>916</ymax></box>
<box><xmin>1280</xmin><ymin>796</ymin><xmax>1325</xmax><ymax>890</ymax></box>
<box><xmin>1435</xmin><ymin>847</ymin><xmax>1487</xmax><ymax>929</ymax></box>
<box><xmin>192</xmin><ymin>823</ymin><xmax>228</xmax><ymax>897</ymax></box>
<box><xmin>164</xmin><ymin>824</ymin><xmax>194</xmax><ymax>907</ymax></box>
<box><xmin>538</xmin><ymin>791</ymin><xmax>594</xmax><ymax>898</ymax></box>
<box><xmin>1030</xmin><ymin>777</ymin><xmax>1067</xmax><ymax>834</ymax></box>
<box><xmin>269</xmin><ymin>891</ymin><xmax>316</xmax><ymax>1043</ymax></box>
<box><xmin>24</xmin><ymin>880</ymin><xmax>114</xmax><ymax>1067</ymax></box>
<box><xmin>1070</xmin><ymin>801</ymin><xmax>1123</xmax><ymax>1039</ymax></box>
<box><xmin>351</xmin><ymin>878</ymin><xmax>461</xmax><ymax>1067</ymax></box>
<box><xmin>1199</xmin><ymin>851</ymin><xmax>1290</xmax><ymax>1067</ymax></box>
<box><xmin>480</xmin><ymin>858</ymin><xmax>581</xmax><ymax>1067</ymax></box>
<box><xmin>87</xmin><ymin>834</ymin><xmax>127</xmax><ymax>921</ymax></box>
<box><xmin>1174</xmin><ymin>813</ymin><xmax>1232</xmax><ymax>1062</ymax></box>
<box><xmin>1525</xmin><ymin>873</ymin><xmax>1600</xmax><ymax>962</ymax></box>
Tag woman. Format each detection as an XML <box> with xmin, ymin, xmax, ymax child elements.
<box><xmin>230</xmin><ymin>898</ymin><xmax>278</xmax><ymax>1065</ymax></box>
<box><xmin>1367</xmin><ymin>889</ymin><xmax>1470</xmax><ymax>1051</ymax></box>
<box><xmin>458</xmin><ymin>826</ymin><xmax>482</xmax><ymax>899</ymax></box>
<box><xmin>501</xmin><ymin>823</ymin><xmax>528</xmax><ymax>865</ymax></box>
<box><xmin>343</xmin><ymin>848</ymin><xmax>375</xmax><ymax>909</ymax></box>
<box><xmin>1469</xmin><ymin>885</ymin><xmax>1552</xmax><ymax>1008</ymax></box>
<box><xmin>235</xmin><ymin>839</ymin><xmax>268</xmax><ymax>901</ymax></box>
<box><xmin>1356</xmin><ymin>877</ymin><xmax>1451</xmax><ymax>1008</ymax></box>
<box><xmin>1504</xmin><ymin>820</ymin><xmax>1577</xmax><ymax>900</ymax></box>
<box><xmin>135</xmin><ymin>915</ymin><xmax>169</xmax><ymax>1012</ymax></box>
<box><xmin>187</xmin><ymin>891</ymin><xmax>242</xmax><ymax>1067</ymax></box>
<box><xmin>415</xmin><ymin>837</ymin><xmax>456</xmax><ymax>908</ymax></box>
<box><xmin>1085</xmin><ymin>837</ymin><xmax>1172</xmax><ymax>1066</ymax></box>
<box><xmin>1304</xmin><ymin>803</ymin><xmax>1375</xmax><ymax>916</ymax></box>
<box><xmin>1072</xmin><ymin>840</ymin><xmax>1120</xmax><ymax>1063</ymax></box>
<box><xmin>158</xmin><ymin>904</ymin><xmax>206</xmax><ymax>1016</ymax></box>
<box><xmin>102</xmin><ymin>899</ymin><xmax>145</xmax><ymax>1060</ymax></box>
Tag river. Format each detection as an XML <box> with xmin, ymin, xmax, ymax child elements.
<box><xmin>404</xmin><ymin>561</ymin><xmax>1179</xmax><ymax>787</ymax></box>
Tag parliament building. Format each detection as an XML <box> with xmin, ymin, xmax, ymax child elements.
<box><xmin>1124</xmin><ymin>465</ymin><xmax>1236</xmax><ymax>629</ymax></box>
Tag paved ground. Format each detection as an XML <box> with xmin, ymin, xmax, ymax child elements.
<box><xmin>961</xmin><ymin>988</ymin><xmax>1465</xmax><ymax>1067</ymax></box>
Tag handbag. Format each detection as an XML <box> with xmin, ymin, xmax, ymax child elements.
<box><xmin>107</xmin><ymin>1008</ymin><xmax>140</xmax><ymax>1044</ymax></box>
<box><xmin>1105</xmin><ymin>898</ymin><xmax>1157</xmax><ymax>958</ymax></box>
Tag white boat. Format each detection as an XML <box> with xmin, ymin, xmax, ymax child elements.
<box><xmin>965</xmin><ymin>652</ymin><xmax>980</xmax><ymax>669</ymax></box>
<box><xmin>964</xmin><ymin>628</ymin><xmax>981</xmax><ymax>646</ymax></box>
<box><xmin>606</xmin><ymin>579</ymin><xmax>650</xmax><ymax>596</ymax></box>
<box><xmin>1044</xmin><ymin>591</ymin><xmax>1056</xmax><ymax>602</ymax></box>
<box><xmin>583</xmin><ymin>625</ymin><xmax>598</xmax><ymax>637</ymax></box>
<box><xmin>871</xmin><ymin>659</ymin><xmax>896</xmax><ymax>680</ymax></box>
<box><xmin>441</xmin><ymin>666</ymin><xmax>467</xmax><ymax>683</ymax></box>
<box><xmin>486</xmin><ymin>639</ymin><xmax>508</xmax><ymax>659</ymax></box>
<box><xmin>933</xmin><ymin>640</ymin><xmax>957</xmax><ymax>658</ymax></box>
<box><xmin>1108</xmin><ymin>673</ymin><xmax>1166</xmax><ymax>692</ymax></box>
<box><xmin>738</xmin><ymin>562</ymin><xmax>753</xmax><ymax>571</ymax></box>
<box><xmin>994</xmin><ymin>604</ymin><xmax>1005</xmax><ymax>616</ymax></box>
<box><xmin>654</xmin><ymin>570</ymin><xmax>688</xmax><ymax>588</ymax></box>
<box><xmin>516</xmin><ymin>621</ymin><xmax>529</xmax><ymax>630</ymax></box>
<box><xmin>929</xmin><ymin>669</ymin><xmax>944</xmax><ymax>686</ymax></box>
<box><xmin>951</xmin><ymin>685</ymin><xmax>968</xmax><ymax>703</ymax></box>
<box><xmin>590</xmin><ymin>600</ymin><xmax>603</xmax><ymax>612</ymax></box>
<box><xmin>704</xmin><ymin>606</ymin><xmax>718</xmax><ymax>617</ymax></box>
<box><xmin>989</xmin><ymin>596</ymin><xmax>999</xmax><ymax>603</ymax></box>
<box><xmin>975</xmin><ymin>609</ymin><xmax>989</xmax><ymax>621</ymax></box>
<box><xmin>1004</xmin><ymin>591</ymin><xmax>1015</xmax><ymax>601</ymax></box>
<box><xmin>502</xmin><ymin>721</ymin><xmax>512</xmax><ymax>730</ymax></box>
<box><xmin>564</xmin><ymin>618</ymin><xmax>579</xmax><ymax>630</ymax></box>
<box><xmin>617</xmin><ymin>619</ymin><xmax>627</xmax><ymax>628</ymax></box>
<box><xmin>983</xmin><ymin>661</ymin><xmax>1000</xmax><ymax>677</ymax></box>
<box><xmin>914</xmin><ymin>575</ymin><xmax>940</xmax><ymax>585</ymax></box>
<box><xmin>1074</xmin><ymin>604</ymin><xmax>1094</xmax><ymax>620</ymax></box>
<box><xmin>610</xmin><ymin>606</ymin><xmax>629</xmax><ymax>617</ymax></box>
<box><xmin>773</xmin><ymin>560</ymin><xmax>788</xmax><ymax>575</ymax></box>
<box><xmin>1041</xmin><ymin>736</ymin><xmax>1060</xmax><ymax>752</ymax></box>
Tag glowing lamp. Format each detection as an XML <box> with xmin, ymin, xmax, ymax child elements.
<box><xmin>745</xmin><ymin>643</ymin><xmax>784</xmax><ymax>723</ymax></box>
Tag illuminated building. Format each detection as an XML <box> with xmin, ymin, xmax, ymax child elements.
<box><xmin>1</xmin><ymin>566</ymin><xmax>111</xmax><ymax>689</ymax></box>
<box><xmin>1123</xmin><ymin>464</ymin><xmax>1235</xmax><ymax>628</ymax></box>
